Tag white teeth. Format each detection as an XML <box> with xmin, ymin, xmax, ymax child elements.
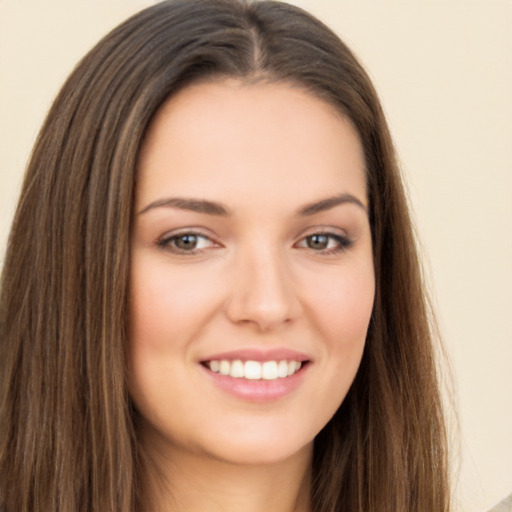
<box><xmin>230</xmin><ymin>360</ymin><xmax>244</xmax><ymax>378</ymax></box>
<box><xmin>206</xmin><ymin>359</ymin><xmax>304</xmax><ymax>380</ymax></box>
<box><xmin>278</xmin><ymin>360</ymin><xmax>289</xmax><ymax>378</ymax></box>
<box><xmin>244</xmin><ymin>360</ymin><xmax>262</xmax><ymax>380</ymax></box>
<box><xmin>262</xmin><ymin>361</ymin><xmax>278</xmax><ymax>380</ymax></box>
<box><xmin>219</xmin><ymin>360</ymin><xmax>230</xmax><ymax>376</ymax></box>
<box><xmin>209</xmin><ymin>360</ymin><xmax>220</xmax><ymax>373</ymax></box>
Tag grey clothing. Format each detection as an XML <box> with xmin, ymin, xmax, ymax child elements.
<box><xmin>488</xmin><ymin>494</ymin><xmax>512</xmax><ymax>512</ymax></box>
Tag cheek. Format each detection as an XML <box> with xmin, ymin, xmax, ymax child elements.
<box><xmin>307</xmin><ymin>261</ymin><xmax>374</xmax><ymax>373</ymax></box>
<box><xmin>128</xmin><ymin>257</ymin><xmax>221</xmax><ymax>421</ymax></box>
<box><xmin>129</xmin><ymin>255</ymin><xmax>221</xmax><ymax>349</ymax></box>
<box><xmin>289</xmin><ymin>262</ymin><xmax>374</xmax><ymax>438</ymax></box>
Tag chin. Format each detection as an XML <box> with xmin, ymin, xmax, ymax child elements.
<box><xmin>189</xmin><ymin>420</ymin><xmax>316</xmax><ymax>467</ymax></box>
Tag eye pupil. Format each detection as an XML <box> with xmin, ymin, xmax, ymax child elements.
<box><xmin>175</xmin><ymin>234</ymin><xmax>198</xmax><ymax>250</ymax></box>
<box><xmin>307</xmin><ymin>234</ymin><xmax>329</xmax><ymax>250</ymax></box>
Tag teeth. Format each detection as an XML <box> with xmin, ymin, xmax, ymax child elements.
<box><xmin>262</xmin><ymin>361</ymin><xmax>278</xmax><ymax>380</ymax></box>
<box><xmin>206</xmin><ymin>359</ymin><xmax>304</xmax><ymax>380</ymax></box>
<box><xmin>230</xmin><ymin>360</ymin><xmax>244</xmax><ymax>378</ymax></box>
<box><xmin>219</xmin><ymin>360</ymin><xmax>230</xmax><ymax>376</ymax></box>
<box><xmin>244</xmin><ymin>361</ymin><xmax>262</xmax><ymax>380</ymax></box>
<box><xmin>288</xmin><ymin>360</ymin><xmax>300</xmax><ymax>376</ymax></box>
<box><xmin>278</xmin><ymin>360</ymin><xmax>289</xmax><ymax>378</ymax></box>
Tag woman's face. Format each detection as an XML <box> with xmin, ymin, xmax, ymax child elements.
<box><xmin>129</xmin><ymin>80</ymin><xmax>375</xmax><ymax>467</ymax></box>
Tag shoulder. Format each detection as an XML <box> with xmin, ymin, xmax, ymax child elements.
<box><xmin>487</xmin><ymin>494</ymin><xmax>512</xmax><ymax>512</ymax></box>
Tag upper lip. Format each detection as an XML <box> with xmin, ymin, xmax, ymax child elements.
<box><xmin>200</xmin><ymin>348</ymin><xmax>311</xmax><ymax>363</ymax></box>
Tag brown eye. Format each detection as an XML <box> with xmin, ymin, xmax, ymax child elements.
<box><xmin>158</xmin><ymin>232</ymin><xmax>217</xmax><ymax>254</ymax></box>
<box><xmin>306</xmin><ymin>234</ymin><xmax>330</xmax><ymax>250</ymax></box>
<box><xmin>296</xmin><ymin>232</ymin><xmax>353</xmax><ymax>254</ymax></box>
<box><xmin>174</xmin><ymin>234</ymin><xmax>200</xmax><ymax>251</ymax></box>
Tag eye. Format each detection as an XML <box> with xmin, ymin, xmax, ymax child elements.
<box><xmin>157</xmin><ymin>232</ymin><xmax>218</xmax><ymax>254</ymax></box>
<box><xmin>296</xmin><ymin>232</ymin><xmax>352</xmax><ymax>254</ymax></box>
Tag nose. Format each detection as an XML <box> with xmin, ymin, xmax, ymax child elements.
<box><xmin>225</xmin><ymin>245</ymin><xmax>302</xmax><ymax>332</ymax></box>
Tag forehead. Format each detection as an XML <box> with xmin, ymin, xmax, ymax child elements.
<box><xmin>136</xmin><ymin>79</ymin><xmax>367</xmax><ymax>211</ymax></box>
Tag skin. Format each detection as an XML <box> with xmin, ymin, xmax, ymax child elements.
<box><xmin>129</xmin><ymin>79</ymin><xmax>375</xmax><ymax>511</ymax></box>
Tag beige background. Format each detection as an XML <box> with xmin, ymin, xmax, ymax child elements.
<box><xmin>1</xmin><ymin>1</ymin><xmax>511</xmax><ymax>510</ymax></box>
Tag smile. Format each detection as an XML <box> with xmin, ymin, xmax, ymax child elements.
<box><xmin>199</xmin><ymin>349</ymin><xmax>311</xmax><ymax>401</ymax></box>
<box><xmin>204</xmin><ymin>359</ymin><xmax>303</xmax><ymax>380</ymax></box>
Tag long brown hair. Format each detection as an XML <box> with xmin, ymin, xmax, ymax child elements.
<box><xmin>0</xmin><ymin>1</ymin><xmax>450</xmax><ymax>510</ymax></box>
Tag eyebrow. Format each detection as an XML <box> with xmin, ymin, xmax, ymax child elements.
<box><xmin>138</xmin><ymin>197</ymin><xmax>230</xmax><ymax>216</ymax></box>
<box><xmin>138</xmin><ymin>193</ymin><xmax>367</xmax><ymax>217</ymax></box>
<box><xmin>298</xmin><ymin>193</ymin><xmax>368</xmax><ymax>216</ymax></box>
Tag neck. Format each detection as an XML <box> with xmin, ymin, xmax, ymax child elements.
<box><xmin>140</xmin><ymin>438</ymin><xmax>313</xmax><ymax>512</ymax></box>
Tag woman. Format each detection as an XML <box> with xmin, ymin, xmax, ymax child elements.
<box><xmin>0</xmin><ymin>1</ymin><xmax>450</xmax><ymax>511</ymax></box>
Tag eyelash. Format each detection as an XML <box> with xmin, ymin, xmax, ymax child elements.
<box><xmin>296</xmin><ymin>232</ymin><xmax>353</xmax><ymax>255</ymax></box>
<box><xmin>157</xmin><ymin>232</ymin><xmax>218</xmax><ymax>254</ymax></box>
<box><xmin>157</xmin><ymin>230</ymin><xmax>353</xmax><ymax>256</ymax></box>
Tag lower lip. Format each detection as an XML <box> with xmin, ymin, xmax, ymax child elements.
<box><xmin>201</xmin><ymin>364</ymin><xmax>309</xmax><ymax>402</ymax></box>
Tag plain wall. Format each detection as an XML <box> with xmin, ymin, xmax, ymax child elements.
<box><xmin>1</xmin><ymin>1</ymin><xmax>511</xmax><ymax>511</ymax></box>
